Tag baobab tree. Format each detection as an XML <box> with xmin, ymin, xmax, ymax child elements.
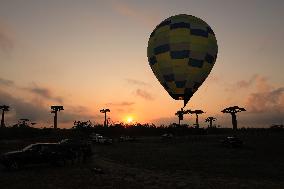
<box><xmin>51</xmin><ymin>106</ymin><xmax>64</xmax><ymax>129</ymax></box>
<box><xmin>0</xmin><ymin>105</ymin><xmax>9</xmax><ymax>128</ymax></box>
<box><xmin>100</xmin><ymin>108</ymin><xmax>110</xmax><ymax>127</ymax></box>
<box><xmin>175</xmin><ymin>108</ymin><xmax>190</xmax><ymax>126</ymax></box>
<box><xmin>188</xmin><ymin>110</ymin><xmax>205</xmax><ymax>128</ymax></box>
<box><xmin>221</xmin><ymin>106</ymin><xmax>246</xmax><ymax>131</ymax></box>
<box><xmin>205</xmin><ymin>117</ymin><xmax>217</xmax><ymax>128</ymax></box>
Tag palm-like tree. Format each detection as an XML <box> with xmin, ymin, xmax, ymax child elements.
<box><xmin>205</xmin><ymin>117</ymin><xmax>217</xmax><ymax>128</ymax></box>
<box><xmin>188</xmin><ymin>110</ymin><xmax>204</xmax><ymax>128</ymax></box>
<box><xmin>0</xmin><ymin>105</ymin><xmax>10</xmax><ymax>127</ymax></box>
<box><xmin>100</xmin><ymin>108</ymin><xmax>110</xmax><ymax>127</ymax></box>
<box><xmin>221</xmin><ymin>106</ymin><xmax>246</xmax><ymax>131</ymax></box>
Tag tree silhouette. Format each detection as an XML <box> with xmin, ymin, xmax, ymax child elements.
<box><xmin>0</xmin><ymin>105</ymin><xmax>9</xmax><ymax>128</ymax></box>
<box><xmin>175</xmin><ymin>108</ymin><xmax>190</xmax><ymax>126</ymax></box>
<box><xmin>73</xmin><ymin>120</ymin><xmax>93</xmax><ymax>129</ymax></box>
<box><xmin>51</xmin><ymin>106</ymin><xmax>64</xmax><ymax>129</ymax></box>
<box><xmin>221</xmin><ymin>106</ymin><xmax>246</xmax><ymax>131</ymax></box>
<box><xmin>205</xmin><ymin>117</ymin><xmax>217</xmax><ymax>128</ymax></box>
<box><xmin>100</xmin><ymin>108</ymin><xmax>110</xmax><ymax>127</ymax></box>
<box><xmin>188</xmin><ymin>110</ymin><xmax>205</xmax><ymax>128</ymax></box>
<box><xmin>16</xmin><ymin>118</ymin><xmax>30</xmax><ymax>128</ymax></box>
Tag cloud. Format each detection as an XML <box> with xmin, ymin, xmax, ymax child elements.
<box><xmin>206</xmin><ymin>75</ymin><xmax>221</xmax><ymax>83</ymax></box>
<box><xmin>0</xmin><ymin>77</ymin><xmax>14</xmax><ymax>86</ymax></box>
<box><xmin>61</xmin><ymin>105</ymin><xmax>100</xmax><ymax>123</ymax></box>
<box><xmin>0</xmin><ymin>88</ymin><xmax>97</xmax><ymax>127</ymax></box>
<box><xmin>59</xmin><ymin>107</ymin><xmax>99</xmax><ymax>124</ymax></box>
<box><xmin>254</xmin><ymin>76</ymin><xmax>273</xmax><ymax>93</ymax></box>
<box><xmin>105</xmin><ymin>101</ymin><xmax>135</xmax><ymax>114</ymax></box>
<box><xmin>106</xmin><ymin>101</ymin><xmax>135</xmax><ymax>106</ymax></box>
<box><xmin>126</xmin><ymin>78</ymin><xmax>149</xmax><ymax>86</ymax></box>
<box><xmin>235</xmin><ymin>75</ymin><xmax>258</xmax><ymax>88</ymax></box>
<box><xmin>0</xmin><ymin>22</ymin><xmax>14</xmax><ymax>54</ymax></box>
<box><xmin>246</xmin><ymin>87</ymin><xmax>284</xmax><ymax>113</ymax></box>
<box><xmin>112</xmin><ymin>2</ymin><xmax>160</xmax><ymax>27</ymax></box>
<box><xmin>24</xmin><ymin>85</ymin><xmax>63</xmax><ymax>103</ymax></box>
<box><xmin>220</xmin><ymin>110</ymin><xmax>284</xmax><ymax>128</ymax></box>
<box><xmin>135</xmin><ymin>89</ymin><xmax>154</xmax><ymax>100</ymax></box>
<box><xmin>241</xmin><ymin>111</ymin><xmax>283</xmax><ymax>127</ymax></box>
<box><xmin>236</xmin><ymin>76</ymin><xmax>284</xmax><ymax>127</ymax></box>
<box><xmin>126</xmin><ymin>78</ymin><xmax>154</xmax><ymax>100</ymax></box>
<box><xmin>0</xmin><ymin>78</ymin><xmax>62</xmax><ymax>103</ymax></box>
<box><xmin>243</xmin><ymin>75</ymin><xmax>284</xmax><ymax>113</ymax></box>
<box><xmin>212</xmin><ymin>75</ymin><xmax>284</xmax><ymax>128</ymax></box>
<box><xmin>225</xmin><ymin>74</ymin><xmax>268</xmax><ymax>92</ymax></box>
<box><xmin>0</xmin><ymin>89</ymin><xmax>49</xmax><ymax>122</ymax></box>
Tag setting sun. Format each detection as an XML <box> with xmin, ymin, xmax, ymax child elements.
<box><xmin>126</xmin><ymin>116</ymin><xmax>134</xmax><ymax>124</ymax></box>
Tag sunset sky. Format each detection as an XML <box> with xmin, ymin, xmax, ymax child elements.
<box><xmin>0</xmin><ymin>0</ymin><xmax>283</xmax><ymax>128</ymax></box>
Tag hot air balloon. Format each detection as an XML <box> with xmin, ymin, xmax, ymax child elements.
<box><xmin>147</xmin><ymin>14</ymin><xmax>218</xmax><ymax>107</ymax></box>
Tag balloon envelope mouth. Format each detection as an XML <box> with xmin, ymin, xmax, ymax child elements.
<box><xmin>169</xmin><ymin>93</ymin><xmax>192</xmax><ymax>107</ymax></box>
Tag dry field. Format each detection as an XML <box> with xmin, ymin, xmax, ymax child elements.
<box><xmin>0</xmin><ymin>133</ymin><xmax>283</xmax><ymax>189</ymax></box>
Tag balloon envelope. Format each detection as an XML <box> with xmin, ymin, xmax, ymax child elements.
<box><xmin>147</xmin><ymin>14</ymin><xmax>218</xmax><ymax>107</ymax></box>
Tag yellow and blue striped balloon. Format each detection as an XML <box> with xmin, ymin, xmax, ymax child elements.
<box><xmin>147</xmin><ymin>14</ymin><xmax>218</xmax><ymax>107</ymax></box>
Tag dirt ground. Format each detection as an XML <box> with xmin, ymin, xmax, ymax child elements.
<box><xmin>0</xmin><ymin>134</ymin><xmax>283</xmax><ymax>189</ymax></box>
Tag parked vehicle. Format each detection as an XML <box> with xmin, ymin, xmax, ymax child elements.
<box><xmin>161</xmin><ymin>133</ymin><xmax>174</xmax><ymax>140</ymax></box>
<box><xmin>90</xmin><ymin>133</ymin><xmax>102</xmax><ymax>142</ymax></box>
<box><xmin>90</xmin><ymin>133</ymin><xmax>113</xmax><ymax>144</ymax></box>
<box><xmin>0</xmin><ymin>139</ymin><xmax>93</xmax><ymax>170</ymax></box>
<box><xmin>221</xmin><ymin>136</ymin><xmax>243</xmax><ymax>148</ymax></box>
<box><xmin>58</xmin><ymin>138</ymin><xmax>93</xmax><ymax>162</ymax></box>
<box><xmin>119</xmin><ymin>135</ymin><xmax>136</xmax><ymax>142</ymax></box>
<box><xmin>97</xmin><ymin>136</ymin><xmax>113</xmax><ymax>144</ymax></box>
<box><xmin>0</xmin><ymin>143</ymin><xmax>63</xmax><ymax>169</ymax></box>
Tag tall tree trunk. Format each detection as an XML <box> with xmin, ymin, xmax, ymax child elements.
<box><xmin>231</xmin><ymin>113</ymin><xmax>237</xmax><ymax>131</ymax></box>
<box><xmin>54</xmin><ymin>111</ymin><xmax>57</xmax><ymax>129</ymax></box>
<box><xmin>104</xmin><ymin>113</ymin><xmax>107</xmax><ymax>127</ymax></box>
<box><xmin>1</xmin><ymin>110</ymin><xmax>5</xmax><ymax>127</ymax></box>
<box><xmin>195</xmin><ymin>114</ymin><xmax>199</xmax><ymax>129</ymax></box>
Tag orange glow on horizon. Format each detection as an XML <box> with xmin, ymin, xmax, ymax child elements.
<box><xmin>126</xmin><ymin>116</ymin><xmax>134</xmax><ymax>124</ymax></box>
